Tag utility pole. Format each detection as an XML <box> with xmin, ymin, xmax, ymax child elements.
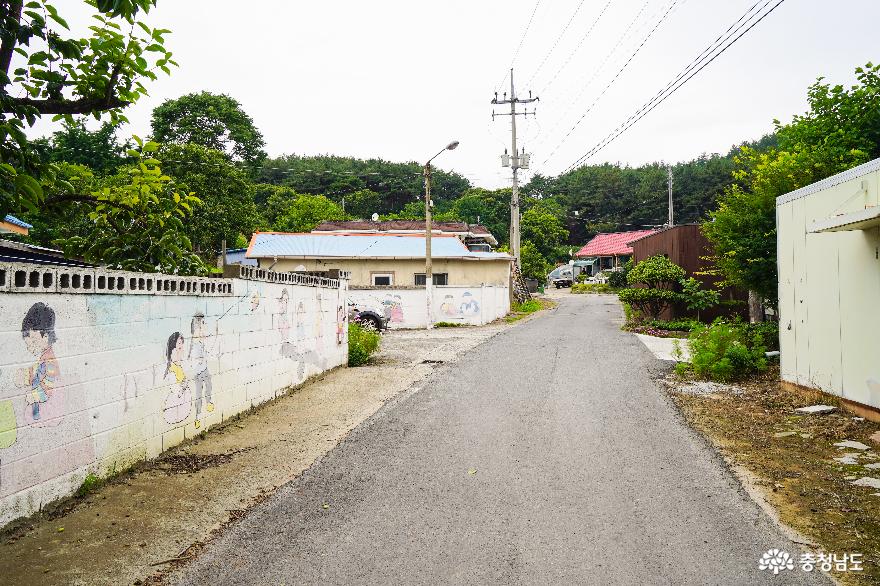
<box><xmin>492</xmin><ymin>68</ymin><xmax>537</xmax><ymax>263</ymax></box>
<box><xmin>667</xmin><ymin>165</ymin><xmax>674</xmax><ymax>227</ymax></box>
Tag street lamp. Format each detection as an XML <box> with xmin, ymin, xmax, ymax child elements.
<box><xmin>424</xmin><ymin>140</ymin><xmax>459</xmax><ymax>330</ymax></box>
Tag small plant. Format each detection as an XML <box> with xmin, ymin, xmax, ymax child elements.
<box><xmin>434</xmin><ymin>321</ymin><xmax>467</xmax><ymax>328</ymax></box>
<box><xmin>348</xmin><ymin>322</ymin><xmax>381</xmax><ymax>367</ymax></box>
<box><xmin>680</xmin><ymin>319</ymin><xmax>768</xmax><ymax>382</ymax></box>
<box><xmin>76</xmin><ymin>473</ymin><xmax>103</xmax><ymax>498</ymax></box>
<box><xmin>606</xmin><ymin>259</ymin><xmax>632</xmax><ymax>289</ymax></box>
<box><xmin>679</xmin><ymin>277</ymin><xmax>721</xmax><ymax>321</ymax></box>
<box><xmin>575</xmin><ymin>272</ymin><xmax>588</xmax><ymax>283</ymax></box>
<box><xmin>512</xmin><ymin>299</ymin><xmax>542</xmax><ymax>313</ymax></box>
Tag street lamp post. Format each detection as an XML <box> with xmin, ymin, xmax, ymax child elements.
<box><xmin>424</xmin><ymin>140</ymin><xmax>459</xmax><ymax>330</ymax></box>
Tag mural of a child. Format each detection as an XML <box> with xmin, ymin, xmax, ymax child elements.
<box><xmin>189</xmin><ymin>313</ymin><xmax>216</xmax><ymax>429</ymax></box>
<box><xmin>16</xmin><ymin>303</ymin><xmax>61</xmax><ymax>425</ymax></box>
<box><xmin>163</xmin><ymin>332</ymin><xmax>192</xmax><ymax>425</ymax></box>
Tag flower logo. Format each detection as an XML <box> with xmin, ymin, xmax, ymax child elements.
<box><xmin>759</xmin><ymin>549</ymin><xmax>794</xmax><ymax>574</ymax></box>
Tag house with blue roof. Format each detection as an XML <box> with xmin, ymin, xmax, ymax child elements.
<box><xmin>246</xmin><ymin>231</ymin><xmax>512</xmax><ymax>288</ymax></box>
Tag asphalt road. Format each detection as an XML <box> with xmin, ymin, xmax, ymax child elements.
<box><xmin>171</xmin><ymin>295</ymin><xmax>829</xmax><ymax>585</ymax></box>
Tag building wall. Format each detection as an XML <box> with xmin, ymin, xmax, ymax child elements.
<box><xmin>631</xmin><ymin>225</ymin><xmax>747</xmax><ymax>321</ymax></box>
<box><xmin>0</xmin><ymin>263</ymin><xmax>348</xmax><ymax>527</ymax></box>
<box><xmin>269</xmin><ymin>258</ymin><xmax>511</xmax><ymax>288</ymax></box>
<box><xmin>349</xmin><ymin>285</ymin><xmax>510</xmax><ymax>329</ymax></box>
<box><xmin>777</xmin><ymin>161</ymin><xmax>880</xmax><ymax>410</ymax></box>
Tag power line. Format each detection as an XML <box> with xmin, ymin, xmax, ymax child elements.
<box><xmin>532</xmin><ymin>0</ymin><xmax>654</xmax><ymax>150</ymax></box>
<box><xmin>562</xmin><ymin>0</ymin><xmax>786</xmax><ymax>173</ymax></box>
<box><xmin>495</xmin><ymin>0</ymin><xmax>543</xmax><ymax>92</ymax></box>
<box><xmin>525</xmin><ymin>0</ymin><xmax>588</xmax><ymax>87</ymax></box>
<box><xmin>535</xmin><ymin>0</ymin><xmax>615</xmax><ymax>96</ymax></box>
<box><xmin>539</xmin><ymin>0</ymin><xmax>679</xmax><ymax>166</ymax></box>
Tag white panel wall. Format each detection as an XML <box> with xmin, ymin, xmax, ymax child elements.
<box><xmin>0</xmin><ymin>273</ymin><xmax>347</xmax><ymax>526</ymax></box>
<box><xmin>349</xmin><ymin>285</ymin><xmax>510</xmax><ymax>329</ymax></box>
<box><xmin>777</xmin><ymin>164</ymin><xmax>880</xmax><ymax>408</ymax></box>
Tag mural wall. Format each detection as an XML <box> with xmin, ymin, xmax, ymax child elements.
<box><xmin>0</xmin><ymin>265</ymin><xmax>347</xmax><ymax>527</ymax></box>
<box><xmin>349</xmin><ymin>285</ymin><xmax>510</xmax><ymax>329</ymax></box>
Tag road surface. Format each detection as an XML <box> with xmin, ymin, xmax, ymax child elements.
<box><xmin>171</xmin><ymin>294</ymin><xmax>828</xmax><ymax>585</ymax></box>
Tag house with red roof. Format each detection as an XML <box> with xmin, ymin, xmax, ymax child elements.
<box><xmin>575</xmin><ymin>230</ymin><xmax>657</xmax><ymax>272</ymax></box>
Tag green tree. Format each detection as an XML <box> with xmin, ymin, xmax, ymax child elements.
<box><xmin>158</xmin><ymin>143</ymin><xmax>261</xmax><ymax>258</ymax></box>
<box><xmin>275</xmin><ymin>193</ymin><xmax>345</xmax><ymax>233</ymax></box>
<box><xmin>1</xmin><ymin>0</ymin><xmax>175</xmax><ymax>215</ymax></box>
<box><xmin>704</xmin><ymin>63</ymin><xmax>880</xmax><ymax>309</ymax></box>
<box><xmin>679</xmin><ymin>277</ymin><xmax>720</xmax><ymax>321</ymax></box>
<box><xmin>343</xmin><ymin>188</ymin><xmax>382</xmax><ymax>219</ymax></box>
<box><xmin>151</xmin><ymin>91</ymin><xmax>266</xmax><ymax>167</ymax></box>
<box><xmin>519</xmin><ymin>241</ymin><xmax>551</xmax><ymax>282</ymax></box>
<box><xmin>442</xmin><ymin>187</ymin><xmax>510</xmax><ymax>245</ymax></box>
<box><xmin>37</xmin><ymin>119</ymin><xmax>130</xmax><ymax>174</ymax></box>
<box><xmin>618</xmin><ymin>255</ymin><xmax>686</xmax><ymax>319</ymax></box>
<box><xmin>58</xmin><ymin>140</ymin><xmax>206</xmax><ymax>274</ymax></box>
<box><xmin>521</xmin><ymin>201</ymin><xmax>568</xmax><ymax>261</ymax></box>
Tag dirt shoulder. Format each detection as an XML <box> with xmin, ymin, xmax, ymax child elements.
<box><xmin>0</xmin><ymin>315</ymin><xmax>543</xmax><ymax>586</ymax></box>
<box><xmin>668</xmin><ymin>367</ymin><xmax>880</xmax><ymax>585</ymax></box>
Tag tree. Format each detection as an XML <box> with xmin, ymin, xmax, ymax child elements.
<box><xmin>519</xmin><ymin>241</ymin><xmax>551</xmax><ymax>282</ymax></box>
<box><xmin>704</xmin><ymin>63</ymin><xmax>880</xmax><ymax>311</ymax></box>
<box><xmin>442</xmin><ymin>187</ymin><xmax>511</xmax><ymax>244</ymax></box>
<box><xmin>343</xmin><ymin>189</ymin><xmax>382</xmax><ymax>219</ymax></box>
<box><xmin>58</xmin><ymin>140</ymin><xmax>207</xmax><ymax>274</ymax></box>
<box><xmin>158</xmin><ymin>143</ymin><xmax>261</xmax><ymax>257</ymax></box>
<box><xmin>151</xmin><ymin>92</ymin><xmax>266</xmax><ymax>167</ymax></box>
<box><xmin>37</xmin><ymin>119</ymin><xmax>130</xmax><ymax>174</ymax></box>
<box><xmin>1</xmin><ymin>0</ymin><xmax>175</xmax><ymax>214</ymax></box>
<box><xmin>679</xmin><ymin>277</ymin><xmax>720</xmax><ymax>321</ymax></box>
<box><xmin>521</xmin><ymin>201</ymin><xmax>568</xmax><ymax>261</ymax></box>
<box><xmin>275</xmin><ymin>194</ymin><xmax>345</xmax><ymax>233</ymax></box>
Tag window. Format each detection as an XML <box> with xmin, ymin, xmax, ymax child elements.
<box><xmin>414</xmin><ymin>273</ymin><xmax>448</xmax><ymax>286</ymax></box>
<box><xmin>372</xmin><ymin>273</ymin><xmax>394</xmax><ymax>286</ymax></box>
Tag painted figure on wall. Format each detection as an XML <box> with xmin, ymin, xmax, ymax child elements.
<box><xmin>314</xmin><ymin>292</ymin><xmax>324</xmax><ymax>341</ymax></box>
<box><xmin>459</xmin><ymin>291</ymin><xmax>480</xmax><ymax>316</ymax></box>
<box><xmin>189</xmin><ymin>313</ymin><xmax>216</xmax><ymax>429</ymax></box>
<box><xmin>440</xmin><ymin>294</ymin><xmax>459</xmax><ymax>317</ymax></box>
<box><xmin>383</xmin><ymin>295</ymin><xmax>404</xmax><ymax>323</ymax></box>
<box><xmin>279</xmin><ymin>289</ymin><xmax>297</xmax><ymax>359</ymax></box>
<box><xmin>17</xmin><ymin>303</ymin><xmax>62</xmax><ymax>425</ymax></box>
<box><xmin>163</xmin><ymin>332</ymin><xmax>192</xmax><ymax>425</ymax></box>
<box><xmin>295</xmin><ymin>299</ymin><xmax>306</xmax><ymax>341</ymax></box>
<box><xmin>250</xmin><ymin>290</ymin><xmax>261</xmax><ymax>312</ymax></box>
<box><xmin>336</xmin><ymin>305</ymin><xmax>346</xmax><ymax>345</ymax></box>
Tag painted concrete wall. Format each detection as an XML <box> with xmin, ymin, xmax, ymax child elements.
<box><xmin>270</xmin><ymin>258</ymin><xmax>511</xmax><ymax>288</ymax></box>
<box><xmin>0</xmin><ymin>267</ymin><xmax>347</xmax><ymax>527</ymax></box>
<box><xmin>349</xmin><ymin>285</ymin><xmax>510</xmax><ymax>329</ymax></box>
<box><xmin>777</xmin><ymin>159</ymin><xmax>880</xmax><ymax>409</ymax></box>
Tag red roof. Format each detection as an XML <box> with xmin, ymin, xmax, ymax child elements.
<box><xmin>575</xmin><ymin>230</ymin><xmax>657</xmax><ymax>257</ymax></box>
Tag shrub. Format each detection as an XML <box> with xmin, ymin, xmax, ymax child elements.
<box><xmin>606</xmin><ymin>270</ymin><xmax>628</xmax><ymax>289</ymax></box>
<box><xmin>627</xmin><ymin>255</ymin><xmax>685</xmax><ymax>288</ymax></box>
<box><xmin>571</xmin><ymin>283</ymin><xmax>612</xmax><ymax>294</ymax></box>
<box><xmin>434</xmin><ymin>321</ymin><xmax>467</xmax><ymax>327</ymax></box>
<box><xmin>747</xmin><ymin>320</ymin><xmax>780</xmax><ymax>351</ymax></box>
<box><xmin>682</xmin><ymin>320</ymin><xmax>768</xmax><ymax>382</ymax></box>
<box><xmin>642</xmin><ymin>318</ymin><xmax>700</xmax><ymax>332</ymax></box>
<box><xmin>348</xmin><ymin>322</ymin><xmax>381</xmax><ymax>367</ymax></box>
<box><xmin>617</xmin><ymin>287</ymin><xmax>680</xmax><ymax>319</ymax></box>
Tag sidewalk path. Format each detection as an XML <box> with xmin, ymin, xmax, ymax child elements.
<box><xmin>171</xmin><ymin>295</ymin><xmax>828</xmax><ymax>585</ymax></box>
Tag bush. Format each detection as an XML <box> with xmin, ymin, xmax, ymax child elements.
<box><xmin>348</xmin><ymin>322</ymin><xmax>381</xmax><ymax>367</ymax></box>
<box><xmin>747</xmin><ymin>320</ymin><xmax>780</xmax><ymax>351</ymax></box>
<box><xmin>643</xmin><ymin>318</ymin><xmax>700</xmax><ymax>332</ymax></box>
<box><xmin>571</xmin><ymin>282</ymin><xmax>612</xmax><ymax>294</ymax></box>
<box><xmin>681</xmin><ymin>320</ymin><xmax>767</xmax><ymax>382</ymax></box>
<box><xmin>627</xmin><ymin>255</ymin><xmax>685</xmax><ymax>287</ymax></box>
<box><xmin>679</xmin><ymin>277</ymin><xmax>720</xmax><ymax>320</ymax></box>
<box><xmin>617</xmin><ymin>287</ymin><xmax>680</xmax><ymax>319</ymax></box>
<box><xmin>606</xmin><ymin>270</ymin><xmax>628</xmax><ymax>289</ymax></box>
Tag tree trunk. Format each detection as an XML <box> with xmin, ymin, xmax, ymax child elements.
<box><xmin>748</xmin><ymin>290</ymin><xmax>764</xmax><ymax>324</ymax></box>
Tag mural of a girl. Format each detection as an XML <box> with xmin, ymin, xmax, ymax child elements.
<box><xmin>163</xmin><ymin>332</ymin><xmax>192</xmax><ymax>425</ymax></box>
<box><xmin>17</xmin><ymin>302</ymin><xmax>63</xmax><ymax>426</ymax></box>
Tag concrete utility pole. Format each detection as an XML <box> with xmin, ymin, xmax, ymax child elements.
<box><xmin>667</xmin><ymin>165</ymin><xmax>674</xmax><ymax>227</ymax></box>
<box><xmin>492</xmin><ymin>69</ymin><xmax>537</xmax><ymax>263</ymax></box>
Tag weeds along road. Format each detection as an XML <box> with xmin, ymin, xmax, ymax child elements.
<box><xmin>171</xmin><ymin>294</ymin><xmax>829</xmax><ymax>585</ymax></box>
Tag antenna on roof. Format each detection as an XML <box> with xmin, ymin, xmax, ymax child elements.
<box><xmin>371</xmin><ymin>213</ymin><xmax>379</xmax><ymax>222</ymax></box>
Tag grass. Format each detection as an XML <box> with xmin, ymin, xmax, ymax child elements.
<box><xmin>434</xmin><ymin>321</ymin><xmax>468</xmax><ymax>328</ymax></box>
<box><xmin>570</xmin><ymin>283</ymin><xmax>614</xmax><ymax>294</ymax></box>
<box><xmin>75</xmin><ymin>473</ymin><xmax>104</xmax><ymax>498</ymax></box>
<box><xmin>505</xmin><ymin>298</ymin><xmax>554</xmax><ymax>323</ymax></box>
<box><xmin>671</xmin><ymin>367</ymin><xmax>880</xmax><ymax>585</ymax></box>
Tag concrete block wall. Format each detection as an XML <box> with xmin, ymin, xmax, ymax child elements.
<box><xmin>349</xmin><ymin>285</ymin><xmax>510</xmax><ymax>329</ymax></box>
<box><xmin>0</xmin><ymin>263</ymin><xmax>348</xmax><ymax>527</ymax></box>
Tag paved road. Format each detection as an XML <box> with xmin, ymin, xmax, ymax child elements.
<box><xmin>172</xmin><ymin>295</ymin><xmax>828</xmax><ymax>585</ymax></box>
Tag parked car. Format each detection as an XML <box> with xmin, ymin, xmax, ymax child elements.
<box><xmin>348</xmin><ymin>299</ymin><xmax>389</xmax><ymax>331</ymax></box>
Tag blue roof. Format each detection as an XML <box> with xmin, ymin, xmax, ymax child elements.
<box><xmin>247</xmin><ymin>232</ymin><xmax>511</xmax><ymax>260</ymax></box>
<box><xmin>3</xmin><ymin>214</ymin><xmax>32</xmax><ymax>229</ymax></box>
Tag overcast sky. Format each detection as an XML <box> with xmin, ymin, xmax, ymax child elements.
<box><xmin>38</xmin><ymin>0</ymin><xmax>880</xmax><ymax>188</ymax></box>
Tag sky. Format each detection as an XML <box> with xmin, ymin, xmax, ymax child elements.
<box><xmin>32</xmin><ymin>0</ymin><xmax>880</xmax><ymax>189</ymax></box>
